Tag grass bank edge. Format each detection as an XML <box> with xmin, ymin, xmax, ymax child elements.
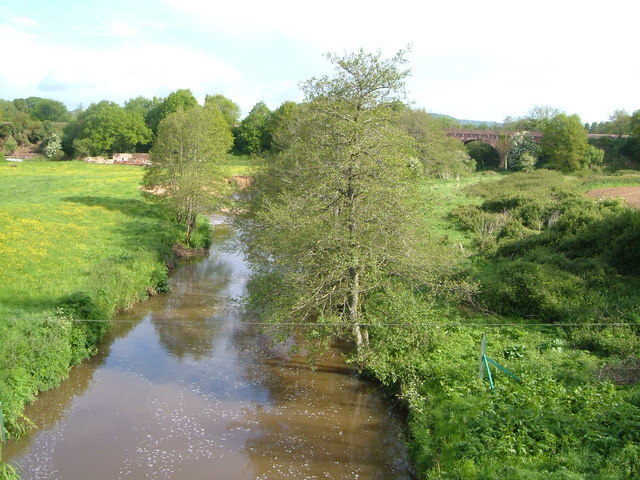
<box><xmin>0</xmin><ymin>161</ymin><xmax>212</xmax><ymax>443</ymax></box>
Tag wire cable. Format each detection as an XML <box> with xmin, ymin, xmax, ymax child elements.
<box><xmin>1</xmin><ymin>317</ymin><xmax>637</xmax><ymax>328</ymax></box>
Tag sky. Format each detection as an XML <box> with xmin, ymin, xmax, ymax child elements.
<box><xmin>1</xmin><ymin>0</ymin><xmax>638</xmax><ymax>124</ymax></box>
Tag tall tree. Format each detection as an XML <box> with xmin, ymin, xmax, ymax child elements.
<box><xmin>239</xmin><ymin>49</ymin><xmax>439</xmax><ymax>364</ymax></box>
<box><xmin>146</xmin><ymin>89</ymin><xmax>198</xmax><ymax>134</ymax></box>
<box><xmin>64</xmin><ymin>101</ymin><xmax>151</xmax><ymax>157</ymax></box>
<box><xmin>144</xmin><ymin>106</ymin><xmax>233</xmax><ymax>244</ymax></box>
<box><xmin>508</xmin><ymin>132</ymin><xmax>539</xmax><ymax>171</ymax></box>
<box><xmin>397</xmin><ymin>108</ymin><xmax>474</xmax><ymax>178</ymax></box>
<box><xmin>234</xmin><ymin>101</ymin><xmax>273</xmax><ymax>155</ymax></box>
<box><xmin>495</xmin><ymin>134</ymin><xmax>513</xmax><ymax>169</ymax></box>
<box><xmin>124</xmin><ymin>96</ymin><xmax>161</xmax><ymax>119</ymax></box>
<box><xmin>631</xmin><ymin>110</ymin><xmax>640</xmax><ymax>136</ymax></box>
<box><xmin>541</xmin><ymin>113</ymin><xmax>590</xmax><ymax>171</ymax></box>
<box><xmin>204</xmin><ymin>94</ymin><xmax>241</xmax><ymax>129</ymax></box>
<box><xmin>266</xmin><ymin>101</ymin><xmax>301</xmax><ymax>153</ymax></box>
<box><xmin>504</xmin><ymin>105</ymin><xmax>560</xmax><ymax>131</ymax></box>
<box><xmin>608</xmin><ymin>109</ymin><xmax>632</xmax><ymax>136</ymax></box>
<box><xmin>12</xmin><ymin>96</ymin><xmax>70</xmax><ymax>122</ymax></box>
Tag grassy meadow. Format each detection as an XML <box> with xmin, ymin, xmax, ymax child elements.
<box><xmin>0</xmin><ymin>160</ymin><xmax>181</xmax><ymax>443</ymax></box>
<box><xmin>0</xmin><ymin>161</ymin><xmax>178</xmax><ymax>319</ymax></box>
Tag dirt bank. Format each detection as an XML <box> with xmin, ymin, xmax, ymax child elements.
<box><xmin>585</xmin><ymin>186</ymin><xmax>640</xmax><ymax>208</ymax></box>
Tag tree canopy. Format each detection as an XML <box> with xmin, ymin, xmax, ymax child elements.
<box><xmin>204</xmin><ymin>94</ymin><xmax>241</xmax><ymax>129</ymax></box>
<box><xmin>239</xmin><ymin>49</ymin><xmax>445</xmax><ymax>364</ymax></box>
<box><xmin>398</xmin><ymin>108</ymin><xmax>474</xmax><ymax>178</ymax></box>
<box><xmin>234</xmin><ymin>101</ymin><xmax>273</xmax><ymax>155</ymax></box>
<box><xmin>541</xmin><ymin>113</ymin><xmax>590</xmax><ymax>171</ymax></box>
<box><xmin>503</xmin><ymin>105</ymin><xmax>560</xmax><ymax>131</ymax></box>
<box><xmin>12</xmin><ymin>96</ymin><xmax>71</xmax><ymax>122</ymax></box>
<box><xmin>63</xmin><ymin>101</ymin><xmax>151</xmax><ymax>157</ymax></box>
<box><xmin>145</xmin><ymin>106</ymin><xmax>233</xmax><ymax>244</ymax></box>
<box><xmin>146</xmin><ymin>89</ymin><xmax>198</xmax><ymax>134</ymax></box>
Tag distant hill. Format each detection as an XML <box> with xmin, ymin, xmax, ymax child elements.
<box><xmin>431</xmin><ymin>113</ymin><xmax>501</xmax><ymax>128</ymax></box>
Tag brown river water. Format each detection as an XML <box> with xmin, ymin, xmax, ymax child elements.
<box><xmin>4</xmin><ymin>216</ymin><xmax>412</xmax><ymax>480</ymax></box>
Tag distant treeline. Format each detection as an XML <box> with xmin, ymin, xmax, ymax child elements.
<box><xmin>1</xmin><ymin>95</ymin><xmax>639</xmax><ymax>174</ymax></box>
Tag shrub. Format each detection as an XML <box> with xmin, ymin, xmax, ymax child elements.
<box><xmin>479</xmin><ymin>259</ymin><xmax>586</xmax><ymax>321</ymax></box>
<box><xmin>186</xmin><ymin>215</ymin><xmax>213</xmax><ymax>248</ymax></box>
<box><xmin>3</xmin><ymin>136</ymin><xmax>17</xmax><ymax>155</ymax></box>
<box><xmin>519</xmin><ymin>152</ymin><xmax>537</xmax><ymax>172</ymax></box>
<box><xmin>508</xmin><ymin>132</ymin><xmax>539</xmax><ymax>172</ymax></box>
<box><xmin>56</xmin><ymin>291</ymin><xmax>101</xmax><ymax>319</ymax></box>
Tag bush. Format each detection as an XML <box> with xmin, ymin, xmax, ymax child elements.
<box><xmin>56</xmin><ymin>291</ymin><xmax>101</xmax><ymax>319</ymax></box>
<box><xmin>3</xmin><ymin>136</ymin><xmax>17</xmax><ymax>155</ymax></box>
<box><xmin>186</xmin><ymin>215</ymin><xmax>213</xmax><ymax>248</ymax></box>
<box><xmin>479</xmin><ymin>259</ymin><xmax>587</xmax><ymax>321</ymax></box>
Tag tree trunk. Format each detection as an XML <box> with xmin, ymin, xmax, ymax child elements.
<box><xmin>184</xmin><ymin>211</ymin><xmax>196</xmax><ymax>245</ymax></box>
<box><xmin>348</xmin><ymin>267</ymin><xmax>368</xmax><ymax>364</ymax></box>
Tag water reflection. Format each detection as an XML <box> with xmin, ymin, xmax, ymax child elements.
<box><xmin>233</xmin><ymin>323</ymin><xmax>410</xmax><ymax>479</ymax></box>
<box><xmin>6</xmin><ymin>217</ymin><xmax>412</xmax><ymax>480</ymax></box>
<box><xmin>4</xmin><ymin>319</ymin><xmax>139</xmax><ymax>461</ymax></box>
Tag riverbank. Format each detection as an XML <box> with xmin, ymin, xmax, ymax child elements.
<box><xmin>4</xmin><ymin>215</ymin><xmax>412</xmax><ymax>480</ymax></box>
<box><xmin>363</xmin><ymin>171</ymin><xmax>640</xmax><ymax>479</ymax></box>
<box><xmin>0</xmin><ymin>161</ymin><xmax>185</xmax><ymax>447</ymax></box>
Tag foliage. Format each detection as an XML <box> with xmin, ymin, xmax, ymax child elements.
<box><xmin>585</xmin><ymin>144</ymin><xmax>605</xmax><ymax>169</ymax></box>
<box><xmin>496</xmin><ymin>134</ymin><xmax>512</xmax><ymax>169</ymax></box>
<box><xmin>146</xmin><ymin>89</ymin><xmax>198</xmax><ymax>134</ymax></box>
<box><xmin>204</xmin><ymin>94</ymin><xmax>241</xmax><ymax>129</ymax></box>
<box><xmin>124</xmin><ymin>95</ymin><xmax>161</xmax><ymax>119</ymax></box>
<box><xmin>3</xmin><ymin>137</ymin><xmax>17</xmax><ymax>155</ymax></box>
<box><xmin>451</xmin><ymin>170</ymin><xmax>640</xmax><ymax>324</ymax></box>
<box><xmin>145</xmin><ymin>105</ymin><xmax>233</xmax><ymax>244</ymax></box>
<box><xmin>542</xmin><ymin>113</ymin><xmax>590</xmax><ymax>171</ymax></box>
<box><xmin>267</xmin><ymin>101</ymin><xmax>302</xmax><ymax>153</ymax></box>
<box><xmin>0</xmin><ymin>100</ymin><xmax>19</xmax><ymax>123</ymax></box>
<box><xmin>12</xmin><ymin>96</ymin><xmax>70</xmax><ymax>122</ymax></box>
<box><xmin>42</xmin><ymin>131</ymin><xmax>63</xmax><ymax>160</ymax></box>
<box><xmin>358</xmin><ymin>170</ymin><xmax>640</xmax><ymax>480</ymax></box>
<box><xmin>588</xmin><ymin>109</ymin><xmax>633</xmax><ymax>135</ymax></box>
<box><xmin>0</xmin><ymin>461</ymin><xmax>19</xmax><ymax>480</ymax></box>
<box><xmin>238</xmin><ymin>48</ymin><xmax>447</xmax><ymax>363</ymax></box>
<box><xmin>508</xmin><ymin>132</ymin><xmax>539</xmax><ymax>171</ymax></box>
<box><xmin>234</xmin><ymin>101</ymin><xmax>273</xmax><ymax>155</ymax></box>
<box><xmin>398</xmin><ymin>108</ymin><xmax>475</xmax><ymax>178</ymax></box>
<box><xmin>630</xmin><ymin>110</ymin><xmax>640</xmax><ymax>136</ymax></box>
<box><xmin>0</xmin><ymin>162</ymin><xmax>181</xmax><ymax>443</ymax></box>
<box><xmin>63</xmin><ymin>101</ymin><xmax>152</xmax><ymax>157</ymax></box>
<box><xmin>503</xmin><ymin>105</ymin><xmax>560</xmax><ymax>131</ymax></box>
<box><xmin>359</xmin><ymin>277</ymin><xmax>640</xmax><ymax>480</ymax></box>
<box><xmin>587</xmin><ymin>136</ymin><xmax>637</xmax><ymax>172</ymax></box>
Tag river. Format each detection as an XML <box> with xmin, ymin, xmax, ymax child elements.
<box><xmin>4</xmin><ymin>216</ymin><xmax>412</xmax><ymax>480</ymax></box>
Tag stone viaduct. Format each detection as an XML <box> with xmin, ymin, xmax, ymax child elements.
<box><xmin>445</xmin><ymin>129</ymin><xmax>626</xmax><ymax>148</ymax></box>
<box><xmin>445</xmin><ymin>129</ymin><xmax>543</xmax><ymax>148</ymax></box>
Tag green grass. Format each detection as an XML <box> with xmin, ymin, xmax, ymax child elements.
<box><xmin>0</xmin><ymin>160</ymin><xmax>182</xmax><ymax>444</ymax></box>
<box><xmin>577</xmin><ymin>172</ymin><xmax>640</xmax><ymax>190</ymax></box>
<box><xmin>421</xmin><ymin>172</ymin><xmax>503</xmax><ymax>249</ymax></box>
<box><xmin>366</xmin><ymin>169</ymin><xmax>640</xmax><ymax>480</ymax></box>
<box><xmin>0</xmin><ymin>161</ymin><xmax>177</xmax><ymax>319</ymax></box>
<box><xmin>219</xmin><ymin>153</ymin><xmax>254</xmax><ymax>176</ymax></box>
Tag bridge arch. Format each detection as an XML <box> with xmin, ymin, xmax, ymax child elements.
<box><xmin>463</xmin><ymin>139</ymin><xmax>500</xmax><ymax>169</ymax></box>
<box><xmin>446</xmin><ymin>130</ymin><xmax>543</xmax><ymax>169</ymax></box>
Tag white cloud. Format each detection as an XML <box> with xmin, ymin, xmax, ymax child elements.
<box><xmin>1</xmin><ymin>0</ymin><xmax>638</xmax><ymax>123</ymax></box>
<box><xmin>12</xmin><ymin>17</ymin><xmax>38</xmax><ymax>28</ymax></box>
<box><xmin>0</xmin><ymin>21</ymin><xmax>242</xmax><ymax>107</ymax></box>
<box><xmin>104</xmin><ymin>20</ymin><xmax>140</xmax><ymax>37</ymax></box>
